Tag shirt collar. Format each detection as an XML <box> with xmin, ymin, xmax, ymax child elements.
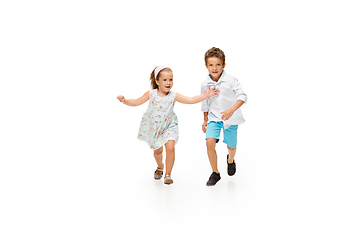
<box><xmin>207</xmin><ymin>70</ymin><xmax>227</xmax><ymax>84</ymax></box>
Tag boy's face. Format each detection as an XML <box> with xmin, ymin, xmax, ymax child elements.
<box><xmin>156</xmin><ymin>71</ymin><xmax>173</xmax><ymax>93</ymax></box>
<box><xmin>205</xmin><ymin>57</ymin><xmax>226</xmax><ymax>81</ymax></box>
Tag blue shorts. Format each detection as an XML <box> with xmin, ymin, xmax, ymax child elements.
<box><xmin>205</xmin><ymin>121</ymin><xmax>238</xmax><ymax>149</ymax></box>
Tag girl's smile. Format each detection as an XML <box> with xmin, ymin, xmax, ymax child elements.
<box><xmin>156</xmin><ymin>71</ymin><xmax>173</xmax><ymax>96</ymax></box>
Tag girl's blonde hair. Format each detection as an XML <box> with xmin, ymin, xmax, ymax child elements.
<box><xmin>150</xmin><ymin>66</ymin><xmax>172</xmax><ymax>89</ymax></box>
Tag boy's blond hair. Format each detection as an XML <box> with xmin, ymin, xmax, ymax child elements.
<box><xmin>204</xmin><ymin>47</ymin><xmax>226</xmax><ymax>65</ymax></box>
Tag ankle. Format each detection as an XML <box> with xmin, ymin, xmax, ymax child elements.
<box><xmin>227</xmin><ymin>154</ymin><xmax>234</xmax><ymax>164</ymax></box>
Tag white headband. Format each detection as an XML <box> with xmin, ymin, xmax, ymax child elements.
<box><xmin>154</xmin><ymin>66</ymin><xmax>168</xmax><ymax>79</ymax></box>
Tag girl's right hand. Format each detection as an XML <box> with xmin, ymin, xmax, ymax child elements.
<box><xmin>206</xmin><ymin>86</ymin><xmax>220</xmax><ymax>97</ymax></box>
<box><xmin>117</xmin><ymin>95</ymin><xmax>125</xmax><ymax>103</ymax></box>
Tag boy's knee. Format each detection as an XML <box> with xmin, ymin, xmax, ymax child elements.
<box><xmin>206</xmin><ymin>138</ymin><xmax>216</xmax><ymax>149</ymax></box>
<box><xmin>227</xmin><ymin>145</ymin><xmax>236</xmax><ymax>151</ymax></box>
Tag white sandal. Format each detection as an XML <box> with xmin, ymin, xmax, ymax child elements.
<box><xmin>154</xmin><ymin>168</ymin><xmax>163</xmax><ymax>180</ymax></box>
<box><xmin>164</xmin><ymin>175</ymin><xmax>173</xmax><ymax>185</ymax></box>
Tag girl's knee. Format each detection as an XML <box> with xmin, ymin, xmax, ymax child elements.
<box><xmin>166</xmin><ymin>146</ymin><xmax>175</xmax><ymax>153</ymax></box>
<box><xmin>165</xmin><ymin>141</ymin><xmax>175</xmax><ymax>153</ymax></box>
<box><xmin>154</xmin><ymin>146</ymin><xmax>163</xmax><ymax>155</ymax></box>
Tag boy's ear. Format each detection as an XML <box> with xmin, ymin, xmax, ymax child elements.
<box><xmin>223</xmin><ymin>63</ymin><xmax>226</xmax><ymax>68</ymax></box>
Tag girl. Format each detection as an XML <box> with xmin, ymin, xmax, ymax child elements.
<box><xmin>117</xmin><ymin>66</ymin><xmax>219</xmax><ymax>185</ymax></box>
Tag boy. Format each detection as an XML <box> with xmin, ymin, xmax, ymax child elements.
<box><xmin>200</xmin><ymin>47</ymin><xmax>247</xmax><ymax>186</ymax></box>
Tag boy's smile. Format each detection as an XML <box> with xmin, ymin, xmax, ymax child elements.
<box><xmin>205</xmin><ymin>57</ymin><xmax>226</xmax><ymax>82</ymax></box>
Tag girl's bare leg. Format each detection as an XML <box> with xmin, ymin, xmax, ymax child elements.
<box><xmin>164</xmin><ymin>140</ymin><xmax>175</xmax><ymax>176</ymax></box>
<box><xmin>153</xmin><ymin>146</ymin><xmax>164</xmax><ymax>169</ymax></box>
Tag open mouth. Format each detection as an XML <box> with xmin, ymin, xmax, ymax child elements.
<box><xmin>165</xmin><ymin>86</ymin><xmax>171</xmax><ymax>89</ymax></box>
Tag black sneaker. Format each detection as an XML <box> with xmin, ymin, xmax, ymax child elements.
<box><xmin>227</xmin><ymin>154</ymin><xmax>236</xmax><ymax>176</ymax></box>
<box><xmin>206</xmin><ymin>172</ymin><xmax>221</xmax><ymax>186</ymax></box>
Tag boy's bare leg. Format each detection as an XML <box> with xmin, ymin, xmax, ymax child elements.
<box><xmin>206</xmin><ymin>138</ymin><xmax>219</xmax><ymax>173</ymax></box>
<box><xmin>227</xmin><ymin>145</ymin><xmax>236</xmax><ymax>163</ymax></box>
<box><xmin>154</xmin><ymin>146</ymin><xmax>164</xmax><ymax>169</ymax></box>
<box><xmin>164</xmin><ymin>140</ymin><xmax>175</xmax><ymax>176</ymax></box>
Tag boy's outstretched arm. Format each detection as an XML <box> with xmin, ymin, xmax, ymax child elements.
<box><xmin>175</xmin><ymin>86</ymin><xmax>219</xmax><ymax>104</ymax></box>
<box><xmin>117</xmin><ymin>91</ymin><xmax>149</xmax><ymax>106</ymax></box>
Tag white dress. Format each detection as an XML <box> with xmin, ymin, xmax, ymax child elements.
<box><xmin>137</xmin><ymin>89</ymin><xmax>179</xmax><ymax>150</ymax></box>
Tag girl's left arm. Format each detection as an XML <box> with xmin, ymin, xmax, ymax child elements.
<box><xmin>175</xmin><ymin>86</ymin><xmax>219</xmax><ymax>104</ymax></box>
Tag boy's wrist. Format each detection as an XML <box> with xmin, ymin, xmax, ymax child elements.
<box><xmin>203</xmin><ymin>112</ymin><xmax>208</xmax><ymax>121</ymax></box>
<box><xmin>230</xmin><ymin>100</ymin><xmax>244</xmax><ymax>112</ymax></box>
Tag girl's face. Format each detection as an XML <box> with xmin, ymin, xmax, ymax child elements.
<box><xmin>156</xmin><ymin>70</ymin><xmax>173</xmax><ymax>94</ymax></box>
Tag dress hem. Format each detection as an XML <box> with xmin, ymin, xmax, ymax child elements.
<box><xmin>137</xmin><ymin>137</ymin><xmax>178</xmax><ymax>150</ymax></box>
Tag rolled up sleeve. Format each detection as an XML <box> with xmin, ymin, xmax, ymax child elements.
<box><xmin>233</xmin><ymin>78</ymin><xmax>247</xmax><ymax>103</ymax></box>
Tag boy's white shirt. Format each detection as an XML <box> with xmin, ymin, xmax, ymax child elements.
<box><xmin>201</xmin><ymin>70</ymin><xmax>247</xmax><ymax>129</ymax></box>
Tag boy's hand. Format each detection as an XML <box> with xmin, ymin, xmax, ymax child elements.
<box><xmin>202</xmin><ymin>122</ymin><xmax>207</xmax><ymax>133</ymax></box>
<box><xmin>221</xmin><ymin>109</ymin><xmax>234</xmax><ymax>121</ymax></box>
<box><xmin>206</xmin><ymin>86</ymin><xmax>220</xmax><ymax>97</ymax></box>
<box><xmin>117</xmin><ymin>95</ymin><xmax>125</xmax><ymax>103</ymax></box>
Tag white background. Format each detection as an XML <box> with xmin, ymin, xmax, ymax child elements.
<box><xmin>1</xmin><ymin>0</ymin><xmax>360</xmax><ymax>239</ymax></box>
